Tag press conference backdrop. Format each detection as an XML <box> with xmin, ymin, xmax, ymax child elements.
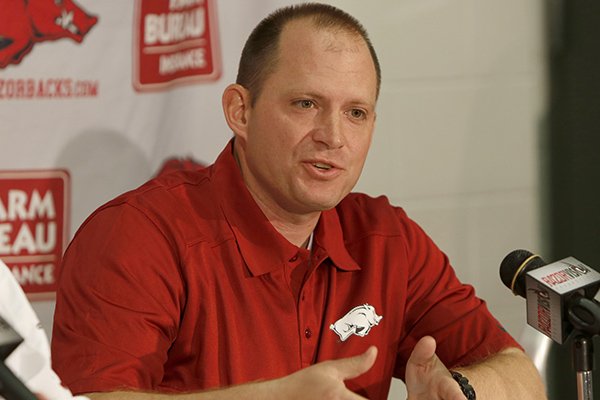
<box><xmin>0</xmin><ymin>1</ymin><xmax>548</xmax><ymax>399</ymax></box>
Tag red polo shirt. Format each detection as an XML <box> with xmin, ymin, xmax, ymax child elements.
<box><xmin>52</xmin><ymin>141</ymin><xmax>519</xmax><ymax>400</ymax></box>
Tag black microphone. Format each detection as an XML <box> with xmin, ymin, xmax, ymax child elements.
<box><xmin>500</xmin><ymin>250</ymin><xmax>600</xmax><ymax>344</ymax></box>
<box><xmin>0</xmin><ymin>315</ymin><xmax>37</xmax><ymax>400</ymax></box>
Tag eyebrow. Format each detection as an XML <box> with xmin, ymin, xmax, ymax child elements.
<box><xmin>287</xmin><ymin>90</ymin><xmax>375</xmax><ymax>109</ymax></box>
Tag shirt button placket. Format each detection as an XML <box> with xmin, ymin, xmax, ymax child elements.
<box><xmin>304</xmin><ymin>327</ymin><xmax>312</xmax><ymax>339</ymax></box>
<box><xmin>299</xmin><ymin>279</ymin><xmax>316</xmax><ymax>367</ymax></box>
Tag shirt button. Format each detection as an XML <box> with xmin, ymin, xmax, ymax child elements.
<box><xmin>289</xmin><ymin>255</ymin><xmax>298</xmax><ymax>262</ymax></box>
<box><xmin>304</xmin><ymin>328</ymin><xmax>312</xmax><ymax>339</ymax></box>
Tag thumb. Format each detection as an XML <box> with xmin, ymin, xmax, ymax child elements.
<box><xmin>405</xmin><ymin>336</ymin><xmax>440</xmax><ymax>397</ymax></box>
<box><xmin>407</xmin><ymin>336</ymin><xmax>437</xmax><ymax>368</ymax></box>
<box><xmin>332</xmin><ymin>346</ymin><xmax>378</xmax><ymax>381</ymax></box>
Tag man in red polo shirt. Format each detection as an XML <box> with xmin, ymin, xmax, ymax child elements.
<box><xmin>52</xmin><ymin>3</ymin><xmax>546</xmax><ymax>400</ymax></box>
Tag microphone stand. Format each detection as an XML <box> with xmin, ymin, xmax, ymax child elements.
<box><xmin>572</xmin><ymin>336</ymin><xmax>593</xmax><ymax>400</ymax></box>
<box><xmin>568</xmin><ymin>296</ymin><xmax>600</xmax><ymax>400</ymax></box>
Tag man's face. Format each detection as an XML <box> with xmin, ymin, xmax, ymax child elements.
<box><xmin>236</xmin><ymin>19</ymin><xmax>378</xmax><ymax>218</ymax></box>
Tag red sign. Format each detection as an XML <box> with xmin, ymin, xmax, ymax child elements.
<box><xmin>133</xmin><ymin>0</ymin><xmax>222</xmax><ymax>92</ymax></box>
<box><xmin>0</xmin><ymin>170</ymin><xmax>70</xmax><ymax>300</ymax></box>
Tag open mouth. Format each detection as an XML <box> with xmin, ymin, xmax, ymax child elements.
<box><xmin>313</xmin><ymin>162</ymin><xmax>332</xmax><ymax>171</ymax></box>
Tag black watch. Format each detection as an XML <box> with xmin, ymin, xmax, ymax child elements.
<box><xmin>450</xmin><ymin>371</ymin><xmax>476</xmax><ymax>400</ymax></box>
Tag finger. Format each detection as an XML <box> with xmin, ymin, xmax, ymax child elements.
<box><xmin>405</xmin><ymin>336</ymin><xmax>441</xmax><ymax>397</ymax></box>
<box><xmin>333</xmin><ymin>346</ymin><xmax>378</xmax><ymax>381</ymax></box>
<box><xmin>407</xmin><ymin>336</ymin><xmax>437</xmax><ymax>368</ymax></box>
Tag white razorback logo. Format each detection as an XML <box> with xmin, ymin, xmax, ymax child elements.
<box><xmin>330</xmin><ymin>304</ymin><xmax>382</xmax><ymax>342</ymax></box>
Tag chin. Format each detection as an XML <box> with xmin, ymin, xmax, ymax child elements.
<box><xmin>303</xmin><ymin>197</ymin><xmax>343</xmax><ymax>212</ymax></box>
<box><xmin>294</xmin><ymin>186</ymin><xmax>348</xmax><ymax>212</ymax></box>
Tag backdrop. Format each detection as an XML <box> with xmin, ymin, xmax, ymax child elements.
<box><xmin>0</xmin><ymin>1</ymin><xmax>547</xmax><ymax>398</ymax></box>
<box><xmin>0</xmin><ymin>0</ymin><xmax>301</xmax><ymax>321</ymax></box>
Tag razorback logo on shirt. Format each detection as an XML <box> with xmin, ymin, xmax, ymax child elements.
<box><xmin>330</xmin><ymin>304</ymin><xmax>382</xmax><ymax>342</ymax></box>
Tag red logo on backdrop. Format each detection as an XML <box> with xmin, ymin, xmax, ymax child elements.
<box><xmin>0</xmin><ymin>0</ymin><xmax>98</xmax><ymax>69</ymax></box>
<box><xmin>133</xmin><ymin>0</ymin><xmax>222</xmax><ymax>92</ymax></box>
<box><xmin>0</xmin><ymin>170</ymin><xmax>70</xmax><ymax>300</ymax></box>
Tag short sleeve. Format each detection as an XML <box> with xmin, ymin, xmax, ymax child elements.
<box><xmin>51</xmin><ymin>202</ymin><xmax>184</xmax><ymax>394</ymax></box>
<box><xmin>394</xmin><ymin>211</ymin><xmax>520</xmax><ymax>379</ymax></box>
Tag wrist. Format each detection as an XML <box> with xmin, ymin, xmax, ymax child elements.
<box><xmin>449</xmin><ymin>370</ymin><xmax>476</xmax><ymax>400</ymax></box>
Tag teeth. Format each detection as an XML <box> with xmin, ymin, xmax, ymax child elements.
<box><xmin>313</xmin><ymin>162</ymin><xmax>332</xmax><ymax>170</ymax></box>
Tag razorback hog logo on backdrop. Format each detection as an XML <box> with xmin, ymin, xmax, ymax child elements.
<box><xmin>0</xmin><ymin>0</ymin><xmax>98</xmax><ymax>68</ymax></box>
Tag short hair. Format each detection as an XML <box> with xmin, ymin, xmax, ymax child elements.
<box><xmin>236</xmin><ymin>3</ymin><xmax>381</xmax><ymax>104</ymax></box>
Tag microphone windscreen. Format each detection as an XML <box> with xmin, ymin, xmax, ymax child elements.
<box><xmin>499</xmin><ymin>249</ymin><xmax>546</xmax><ymax>297</ymax></box>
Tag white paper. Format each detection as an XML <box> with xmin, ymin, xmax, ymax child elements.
<box><xmin>1</xmin><ymin>260</ymin><xmax>86</xmax><ymax>400</ymax></box>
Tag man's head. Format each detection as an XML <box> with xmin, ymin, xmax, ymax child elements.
<box><xmin>222</xmin><ymin>3</ymin><xmax>379</xmax><ymax>221</ymax></box>
<box><xmin>236</xmin><ymin>3</ymin><xmax>381</xmax><ymax>104</ymax></box>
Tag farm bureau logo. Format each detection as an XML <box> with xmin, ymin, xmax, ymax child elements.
<box><xmin>0</xmin><ymin>0</ymin><xmax>98</xmax><ymax>69</ymax></box>
<box><xmin>0</xmin><ymin>170</ymin><xmax>70</xmax><ymax>299</ymax></box>
<box><xmin>133</xmin><ymin>0</ymin><xmax>222</xmax><ymax>92</ymax></box>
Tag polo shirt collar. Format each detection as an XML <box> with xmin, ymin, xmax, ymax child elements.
<box><xmin>314</xmin><ymin>209</ymin><xmax>361</xmax><ymax>271</ymax></box>
<box><xmin>212</xmin><ymin>140</ymin><xmax>360</xmax><ymax>276</ymax></box>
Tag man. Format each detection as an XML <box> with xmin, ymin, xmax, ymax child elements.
<box><xmin>52</xmin><ymin>4</ymin><xmax>546</xmax><ymax>399</ymax></box>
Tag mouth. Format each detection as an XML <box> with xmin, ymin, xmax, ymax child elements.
<box><xmin>308</xmin><ymin>157</ymin><xmax>343</xmax><ymax>169</ymax></box>
<box><xmin>303</xmin><ymin>159</ymin><xmax>343</xmax><ymax>180</ymax></box>
<box><xmin>312</xmin><ymin>162</ymin><xmax>333</xmax><ymax>171</ymax></box>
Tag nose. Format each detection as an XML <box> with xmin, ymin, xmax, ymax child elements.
<box><xmin>312</xmin><ymin>111</ymin><xmax>344</xmax><ymax>149</ymax></box>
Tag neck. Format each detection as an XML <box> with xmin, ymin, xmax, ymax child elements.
<box><xmin>251</xmin><ymin>188</ymin><xmax>319</xmax><ymax>248</ymax></box>
<box><xmin>272</xmin><ymin>218</ymin><xmax>317</xmax><ymax>249</ymax></box>
<box><xmin>233</xmin><ymin>142</ymin><xmax>318</xmax><ymax>248</ymax></box>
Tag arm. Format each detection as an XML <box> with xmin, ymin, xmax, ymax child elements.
<box><xmin>405</xmin><ymin>336</ymin><xmax>547</xmax><ymax>400</ymax></box>
<box><xmin>82</xmin><ymin>347</ymin><xmax>378</xmax><ymax>400</ymax></box>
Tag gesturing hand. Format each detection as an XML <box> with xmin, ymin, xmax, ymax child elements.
<box><xmin>274</xmin><ymin>346</ymin><xmax>378</xmax><ymax>400</ymax></box>
<box><xmin>405</xmin><ymin>336</ymin><xmax>466</xmax><ymax>400</ymax></box>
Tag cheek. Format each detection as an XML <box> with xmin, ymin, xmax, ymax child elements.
<box><xmin>255</xmin><ymin>115</ymin><xmax>299</xmax><ymax>150</ymax></box>
<box><xmin>350</xmin><ymin>135</ymin><xmax>372</xmax><ymax>163</ymax></box>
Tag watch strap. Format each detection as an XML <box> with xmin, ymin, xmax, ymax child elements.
<box><xmin>450</xmin><ymin>370</ymin><xmax>476</xmax><ymax>400</ymax></box>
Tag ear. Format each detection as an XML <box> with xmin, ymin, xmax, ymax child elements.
<box><xmin>222</xmin><ymin>84</ymin><xmax>252</xmax><ymax>140</ymax></box>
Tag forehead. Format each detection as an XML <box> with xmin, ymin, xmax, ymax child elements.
<box><xmin>281</xmin><ymin>17</ymin><xmax>360</xmax><ymax>48</ymax></box>
<box><xmin>278</xmin><ymin>18</ymin><xmax>366</xmax><ymax>65</ymax></box>
<box><xmin>267</xmin><ymin>18</ymin><xmax>378</xmax><ymax>102</ymax></box>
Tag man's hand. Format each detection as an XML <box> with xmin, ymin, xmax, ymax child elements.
<box><xmin>85</xmin><ymin>347</ymin><xmax>378</xmax><ymax>400</ymax></box>
<box><xmin>272</xmin><ymin>346</ymin><xmax>378</xmax><ymax>399</ymax></box>
<box><xmin>405</xmin><ymin>336</ymin><xmax>466</xmax><ymax>400</ymax></box>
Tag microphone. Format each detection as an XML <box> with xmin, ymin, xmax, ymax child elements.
<box><xmin>500</xmin><ymin>250</ymin><xmax>600</xmax><ymax>344</ymax></box>
<box><xmin>0</xmin><ymin>315</ymin><xmax>36</xmax><ymax>400</ymax></box>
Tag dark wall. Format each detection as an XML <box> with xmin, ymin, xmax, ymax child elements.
<box><xmin>543</xmin><ymin>1</ymin><xmax>600</xmax><ymax>398</ymax></box>
<box><xmin>546</xmin><ymin>0</ymin><xmax>600</xmax><ymax>266</ymax></box>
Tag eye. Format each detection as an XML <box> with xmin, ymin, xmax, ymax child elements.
<box><xmin>348</xmin><ymin>108</ymin><xmax>366</xmax><ymax>120</ymax></box>
<box><xmin>296</xmin><ymin>99</ymin><xmax>315</xmax><ymax>109</ymax></box>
